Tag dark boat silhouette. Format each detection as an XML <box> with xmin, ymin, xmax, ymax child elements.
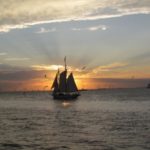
<box><xmin>147</xmin><ymin>83</ymin><xmax>150</xmax><ymax>88</ymax></box>
<box><xmin>51</xmin><ymin>57</ymin><xmax>80</xmax><ymax>100</ymax></box>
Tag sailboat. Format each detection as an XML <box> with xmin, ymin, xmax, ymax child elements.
<box><xmin>51</xmin><ymin>57</ymin><xmax>80</xmax><ymax>100</ymax></box>
<box><xmin>147</xmin><ymin>83</ymin><xmax>150</xmax><ymax>88</ymax></box>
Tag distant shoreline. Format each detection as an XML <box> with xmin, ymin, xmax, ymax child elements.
<box><xmin>0</xmin><ymin>87</ymin><xmax>148</xmax><ymax>93</ymax></box>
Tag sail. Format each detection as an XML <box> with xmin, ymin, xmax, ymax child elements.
<box><xmin>51</xmin><ymin>73</ymin><xmax>59</xmax><ymax>92</ymax></box>
<box><xmin>67</xmin><ymin>73</ymin><xmax>78</xmax><ymax>92</ymax></box>
<box><xmin>59</xmin><ymin>70</ymin><xmax>67</xmax><ymax>92</ymax></box>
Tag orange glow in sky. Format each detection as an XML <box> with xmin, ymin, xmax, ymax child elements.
<box><xmin>0</xmin><ymin>5</ymin><xmax>150</xmax><ymax>91</ymax></box>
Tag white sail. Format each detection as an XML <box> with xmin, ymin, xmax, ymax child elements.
<box><xmin>67</xmin><ymin>73</ymin><xmax>78</xmax><ymax>92</ymax></box>
<box><xmin>59</xmin><ymin>70</ymin><xmax>67</xmax><ymax>92</ymax></box>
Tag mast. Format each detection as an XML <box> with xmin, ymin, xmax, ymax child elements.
<box><xmin>64</xmin><ymin>56</ymin><xmax>67</xmax><ymax>71</ymax></box>
<box><xmin>64</xmin><ymin>56</ymin><xmax>67</xmax><ymax>92</ymax></box>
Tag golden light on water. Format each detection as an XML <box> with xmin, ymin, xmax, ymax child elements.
<box><xmin>62</xmin><ymin>102</ymin><xmax>71</xmax><ymax>107</ymax></box>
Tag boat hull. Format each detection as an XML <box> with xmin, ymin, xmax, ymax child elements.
<box><xmin>53</xmin><ymin>93</ymin><xmax>80</xmax><ymax>100</ymax></box>
<box><xmin>147</xmin><ymin>84</ymin><xmax>150</xmax><ymax>88</ymax></box>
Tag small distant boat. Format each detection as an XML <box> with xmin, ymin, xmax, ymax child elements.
<box><xmin>147</xmin><ymin>83</ymin><xmax>150</xmax><ymax>88</ymax></box>
<box><xmin>51</xmin><ymin>57</ymin><xmax>80</xmax><ymax>100</ymax></box>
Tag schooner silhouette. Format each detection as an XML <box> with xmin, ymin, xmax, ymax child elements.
<box><xmin>51</xmin><ymin>57</ymin><xmax>80</xmax><ymax>100</ymax></box>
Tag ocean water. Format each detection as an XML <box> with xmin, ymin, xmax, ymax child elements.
<box><xmin>0</xmin><ymin>88</ymin><xmax>150</xmax><ymax>150</ymax></box>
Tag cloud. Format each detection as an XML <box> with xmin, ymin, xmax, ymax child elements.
<box><xmin>0</xmin><ymin>52</ymin><xmax>7</xmax><ymax>56</ymax></box>
<box><xmin>72</xmin><ymin>25</ymin><xmax>108</xmax><ymax>31</ymax></box>
<box><xmin>0</xmin><ymin>63</ymin><xmax>149</xmax><ymax>91</ymax></box>
<box><xmin>0</xmin><ymin>70</ymin><xmax>42</xmax><ymax>81</ymax></box>
<box><xmin>0</xmin><ymin>63</ymin><xmax>29</xmax><ymax>72</ymax></box>
<box><xmin>88</xmin><ymin>25</ymin><xmax>108</xmax><ymax>31</ymax></box>
<box><xmin>5</xmin><ymin>57</ymin><xmax>30</xmax><ymax>61</ymax></box>
<box><xmin>32</xmin><ymin>65</ymin><xmax>64</xmax><ymax>71</ymax></box>
<box><xmin>0</xmin><ymin>24</ymin><xmax>28</xmax><ymax>33</ymax></box>
<box><xmin>31</xmin><ymin>64</ymin><xmax>83</xmax><ymax>72</ymax></box>
<box><xmin>86</xmin><ymin>78</ymin><xmax>150</xmax><ymax>88</ymax></box>
<box><xmin>0</xmin><ymin>0</ymin><xmax>150</xmax><ymax>32</ymax></box>
<box><xmin>36</xmin><ymin>27</ymin><xmax>56</xmax><ymax>34</ymax></box>
<box><xmin>93</xmin><ymin>62</ymin><xmax>128</xmax><ymax>73</ymax></box>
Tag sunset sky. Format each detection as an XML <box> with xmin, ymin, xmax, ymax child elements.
<box><xmin>0</xmin><ymin>0</ymin><xmax>150</xmax><ymax>91</ymax></box>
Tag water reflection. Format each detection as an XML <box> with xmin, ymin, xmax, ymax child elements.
<box><xmin>50</xmin><ymin>100</ymin><xmax>81</xmax><ymax>149</ymax></box>
<box><xmin>62</xmin><ymin>101</ymin><xmax>72</xmax><ymax>108</ymax></box>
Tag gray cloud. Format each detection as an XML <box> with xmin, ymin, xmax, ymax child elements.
<box><xmin>0</xmin><ymin>52</ymin><xmax>7</xmax><ymax>56</ymax></box>
<box><xmin>0</xmin><ymin>63</ymin><xmax>29</xmax><ymax>72</ymax></box>
<box><xmin>5</xmin><ymin>57</ymin><xmax>30</xmax><ymax>61</ymax></box>
<box><xmin>0</xmin><ymin>63</ymin><xmax>53</xmax><ymax>81</ymax></box>
<box><xmin>89</xmin><ymin>78</ymin><xmax>150</xmax><ymax>88</ymax></box>
<box><xmin>0</xmin><ymin>70</ymin><xmax>47</xmax><ymax>81</ymax></box>
<box><xmin>0</xmin><ymin>0</ymin><xmax>150</xmax><ymax>32</ymax></box>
